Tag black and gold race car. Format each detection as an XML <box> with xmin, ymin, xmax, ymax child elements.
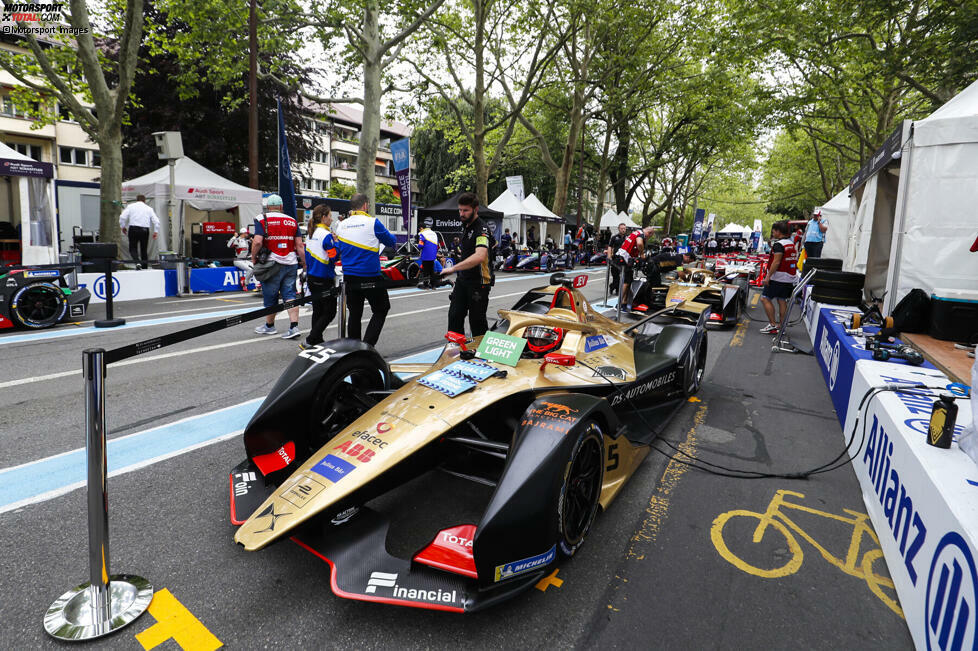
<box><xmin>628</xmin><ymin>267</ymin><xmax>748</xmax><ymax>326</ymax></box>
<box><xmin>229</xmin><ymin>273</ymin><xmax>707</xmax><ymax>612</ymax></box>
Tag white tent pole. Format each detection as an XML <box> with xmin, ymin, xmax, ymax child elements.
<box><xmin>168</xmin><ymin>160</ymin><xmax>177</xmax><ymax>253</ymax></box>
<box><xmin>883</xmin><ymin>132</ymin><xmax>915</xmax><ymax>313</ymax></box>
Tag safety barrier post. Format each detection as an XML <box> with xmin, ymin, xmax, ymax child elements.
<box><xmin>43</xmin><ymin>348</ymin><xmax>152</xmax><ymax>640</ymax></box>
<box><xmin>338</xmin><ymin>279</ymin><xmax>347</xmax><ymax>338</ymax></box>
<box><xmin>604</xmin><ymin>258</ymin><xmax>609</xmax><ymax>307</ymax></box>
<box><xmin>615</xmin><ymin>261</ymin><xmax>625</xmax><ymax>322</ymax></box>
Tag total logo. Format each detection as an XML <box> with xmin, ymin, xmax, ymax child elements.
<box><xmin>365</xmin><ymin>571</ymin><xmax>459</xmax><ymax>604</ymax></box>
<box><xmin>441</xmin><ymin>532</ymin><xmax>473</xmax><ymax>548</ymax></box>
<box><xmin>925</xmin><ymin>532</ymin><xmax>977</xmax><ymax>651</ymax></box>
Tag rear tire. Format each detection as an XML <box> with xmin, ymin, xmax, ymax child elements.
<box><xmin>804</xmin><ymin>257</ymin><xmax>843</xmax><ymax>273</ymax></box>
<box><xmin>558</xmin><ymin>422</ymin><xmax>604</xmax><ymax>556</ymax></box>
<box><xmin>813</xmin><ymin>269</ymin><xmax>865</xmax><ymax>291</ymax></box>
<box><xmin>811</xmin><ymin>286</ymin><xmax>863</xmax><ymax>306</ymax></box>
<box><xmin>11</xmin><ymin>282</ymin><xmax>67</xmax><ymax>329</ymax></box>
<box><xmin>684</xmin><ymin>333</ymin><xmax>708</xmax><ymax>396</ymax></box>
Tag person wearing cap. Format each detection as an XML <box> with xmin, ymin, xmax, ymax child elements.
<box><xmin>417</xmin><ymin>225</ymin><xmax>440</xmax><ymax>288</ymax></box>
<box><xmin>252</xmin><ymin>194</ymin><xmax>306</xmax><ymax>339</ymax></box>
<box><xmin>803</xmin><ymin>209</ymin><xmax>828</xmax><ymax>258</ymax></box>
<box><xmin>228</xmin><ymin>226</ymin><xmax>257</xmax><ymax>291</ymax></box>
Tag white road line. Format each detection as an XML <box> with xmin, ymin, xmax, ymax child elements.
<box><xmin>0</xmin><ymin>290</ymin><xmax>529</xmax><ymax>389</ymax></box>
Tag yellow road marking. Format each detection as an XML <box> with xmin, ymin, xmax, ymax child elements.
<box><xmin>216</xmin><ymin>298</ymin><xmax>243</xmax><ymax>304</ymax></box>
<box><xmin>535</xmin><ymin>568</ymin><xmax>564</xmax><ymax>592</ymax></box>
<box><xmin>750</xmin><ymin>291</ymin><xmax>760</xmax><ymax>307</ymax></box>
<box><xmin>626</xmin><ymin>403</ymin><xmax>707</xmax><ymax>559</ymax></box>
<box><xmin>730</xmin><ymin>316</ymin><xmax>748</xmax><ymax>347</ymax></box>
<box><xmin>135</xmin><ymin>589</ymin><xmax>222</xmax><ymax>651</ymax></box>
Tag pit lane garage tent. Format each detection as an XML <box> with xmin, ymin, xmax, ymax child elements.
<box><xmin>121</xmin><ymin>157</ymin><xmax>262</xmax><ymax>259</ymax></box>
<box><xmin>416</xmin><ymin>191</ymin><xmax>503</xmax><ymax>244</ymax></box>
<box><xmin>716</xmin><ymin>223</ymin><xmax>752</xmax><ymax>238</ymax></box>
<box><xmin>0</xmin><ymin>141</ymin><xmax>58</xmax><ymax>264</ymax></box>
<box><xmin>881</xmin><ymin>80</ymin><xmax>978</xmax><ymax>310</ymax></box>
<box><xmin>487</xmin><ymin>189</ymin><xmax>525</xmax><ymax>239</ymax></box>
<box><xmin>598</xmin><ymin>208</ymin><xmax>620</xmax><ymax>229</ymax></box>
<box><xmin>816</xmin><ymin>188</ymin><xmax>851</xmax><ymax>260</ymax></box>
<box><xmin>521</xmin><ymin>193</ymin><xmax>564</xmax><ymax>243</ymax></box>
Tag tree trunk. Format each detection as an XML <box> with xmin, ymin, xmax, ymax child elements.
<box><xmin>471</xmin><ymin>0</ymin><xmax>488</xmax><ymax>205</ymax></box>
<box><xmin>98</xmin><ymin>127</ymin><xmax>124</xmax><ymax>249</ymax></box>
<box><xmin>356</xmin><ymin>1</ymin><xmax>382</xmax><ymax>211</ymax></box>
<box><xmin>593</xmin><ymin>126</ymin><xmax>612</xmax><ymax>222</ymax></box>
<box><xmin>551</xmin><ymin>88</ymin><xmax>584</xmax><ymax>217</ymax></box>
<box><xmin>610</xmin><ymin>113</ymin><xmax>630</xmax><ymax>212</ymax></box>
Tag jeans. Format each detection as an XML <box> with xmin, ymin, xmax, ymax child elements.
<box><xmin>261</xmin><ymin>262</ymin><xmax>298</xmax><ymax>308</ymax></box>
<box><xmin>804</xmin><ymin>241</ymin><xmax>824</xmax><ymax>258</ymax></box>
<box><xmin>448</xmin><ymin>282</ymin><xmax>491</xmax><ymax>337</ymax></box>
<box><xmin>344</xmin><ymin>275</ymin><xmax>389</xmax><ymax>346</ymax></box>
<box><xmin>306</xmin><ymin>275</ymin><xmax>337</xmax><ymax>345</ymax></box>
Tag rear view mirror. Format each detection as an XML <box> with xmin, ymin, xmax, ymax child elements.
<box><xmin>541</xmin><ymin>353</ymin><xmax>576</xmax><ymax>371</ymax></box>
<box><xmin>445</xmin><ymin>331</ymin><xmax>468</xmax><ymax>351</ymax></box>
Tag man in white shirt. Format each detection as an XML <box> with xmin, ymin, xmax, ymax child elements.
<box><xmin>119</xmin><ymin>194</ymin><xmax>161</xmax><ymax>267</ymax></box>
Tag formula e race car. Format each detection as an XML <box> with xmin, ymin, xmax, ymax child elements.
<box><xmin>229</xmin><ymin>273</ymin><xmax>708</xmax><ymax>612</ymax></box>
<box><xmin>628</xmin><ymin>267</ymin><xmax>747</xmax><ymax>327</ymax></box>
<box><xmin>0</xmin><ymin>266</ymin><xmax>91</xmax><ymax>330</ymax></box>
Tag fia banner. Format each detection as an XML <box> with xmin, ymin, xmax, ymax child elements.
<box><xmin>691</xmin><ymin>208</ymin><xmax>706</xmax><ymax>242</ymax></box>
<box><xmin>391</xmin><ymin>138</ymin><xmax>411</xmax><ymax>231</ymax></box>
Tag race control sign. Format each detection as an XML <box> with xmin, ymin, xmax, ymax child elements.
<box><xmin>476</xmin><ymin>332</ymin><xmax>525</xmax><ymax>367</ymax></box>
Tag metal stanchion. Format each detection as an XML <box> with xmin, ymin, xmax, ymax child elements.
<box><xmin>338</xmin><ymin>279</ymin><xmax>348</xmax><ymax>338</ymax></box>
<box><xmin>615</xmin><ymin>261</ymin><xmax>626</xmax><ymax>322</ymax></box>
<box><xmin>44</xmin><ymin>349</ymin><xmax>152</xmax><ymax>641</ymax></box>
<box><xmin>604</xmin><ymin>258</ymin><xmax>610</xmax><ymax>307</ymax></box>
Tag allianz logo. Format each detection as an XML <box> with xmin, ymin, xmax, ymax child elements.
<box><xmin>818</xmin><ymin>327</ymin><xmax>841</xmax><ymax>390</ymax></box>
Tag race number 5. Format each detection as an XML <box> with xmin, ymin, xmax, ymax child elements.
<box><xmin>298</xmin><ymin>345</ymin><xmax>336</xmax><ymax>364</ymax></box>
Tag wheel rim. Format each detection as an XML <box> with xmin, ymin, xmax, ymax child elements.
<box><xmin>16</xmin><ymin>285</ymin><xmax>64</xmax><ymax>324</ymax></box>
<box><xmin>562</xmin><ymin>433</ymin><xmax>603</xmax><ymax>545</ymax></box>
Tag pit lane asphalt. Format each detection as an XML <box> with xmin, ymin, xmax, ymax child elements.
<box><xmin>0</xmin><ymin>277</ymin><xmax>912</xmax><ymax>648</ymax></box>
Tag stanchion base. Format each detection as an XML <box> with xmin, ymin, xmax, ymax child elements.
<box><xmin>94</xmin><ymin>318</ymin><xmax>126</xmax><ymax>328</ymax></box>
<box><xmin>43</xmin><ymin>574</ymin><xmax>152</xmax><ymax>641</ymax></box>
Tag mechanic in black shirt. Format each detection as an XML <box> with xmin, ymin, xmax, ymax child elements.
<box><xmin>441</xmin><ymin>192</ymin><xmax>496</xmax><ymax>337</ymax></box>
<box><xmin>606</xmin><ymin>222</ymin><xmax>628</xmax><ymax>294</ymax></box>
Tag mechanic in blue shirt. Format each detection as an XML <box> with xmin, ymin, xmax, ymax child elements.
<box><xmin>803</xmin><ymin>209</ymin><xmax>828</xmax><ymax>258</ymax></box>
<box><xmin>500</xmin><ymin>228</ymin><xmax>513</xmax><ymax>256</ymax></box>
<box><xmin>302</xmin><ymin>203</ymin><xmax>339</xmax><ymax>349</ymax></box>
<box><xmin>417</xmin><ymin>226</ymin><xmax>439</xmax><ymax>288</ymax></box>
<box><xmin>564</xmin><ymin>230</ymin><xmax>572</xmax><ymax>253</ymax></box>
<box><xmin>332</xmin><ymin>193</ymin><xmax>397</xmax><ymax>345</ymax></box>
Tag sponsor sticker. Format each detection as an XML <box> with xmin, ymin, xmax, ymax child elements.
<box><xmin>593</xmin><ymin>366</ymin><xmax>627</xmax><ymax>380</ymax></box>
<box><xmin>312</xmin><ymin>454</ymin><xmax>356</xmax><ymax>482</ymax></box>
<box><xmin>476</xmin><ymin>331</ymin><xmax>526</xmax><ymax>367</ymax></box>
<box><xmin>280</xmin><ymin>474</ymin><xmax>327</xmax><ymax>508</ymax></box>
<box><xmin>26</xmin><ymin>270</ymin><xmax>59</xmax><ymax>278</ymax></box>
<box><xmin>584</xmin><ymin>335</ymin><xmax>608</xmax><ymax>353</ymax></box>
<box><xmin>494</xmin><ymin>545</ymin><xmax>556</xmax><ymax>581</ymax></box>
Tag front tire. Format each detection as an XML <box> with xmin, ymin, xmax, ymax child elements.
<box><xmin>558</xmin><ymin>422</ymin><xmax>604</xmax><ymax>556</ymax></box>
<box><xmin>11</xmin><ymin>282</ymin><xmax>67</xmax><ymax>329</ymax></box>
<box><xmin>308</xmin><ymin>356</ymin><xmax>386</xmax><ymax>454</ymax></box>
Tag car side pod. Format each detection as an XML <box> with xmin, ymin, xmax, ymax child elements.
<box><xmin>472</xmin><ymin>393</ymin><xmax>619</xmax><ymax>589</ymax></box>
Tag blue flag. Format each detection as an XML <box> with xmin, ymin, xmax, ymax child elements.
<box><xmin>277</xmin><ymin>99</ymin><xmax>296</xmax><ymax>219</ymax></box>
<box><xmin>691</xmin><ymin>208</ymin><xmax>706</xmax><ymax>242</ymax></box>
<box><xmin>390</xmin><ymin>138</ymin><xmax>411</xmax><ymax>231</ymax></box>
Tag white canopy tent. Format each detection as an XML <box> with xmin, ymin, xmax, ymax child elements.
<box><xmin>816</xmin><ymin>188</ymin><xmax>851</xmax><ymax>259</ymax></box>
<box><xmin>487</xmin><ymin>189</ymin><xmax>525</xmax><ymax>241</ymax></box>
<box><xmin>881</xmin><ymin>80</ymin><xmax>978</xmax><ymax>310</ymax></box>
<box><xmin>0</xmin><ymin>142</ymin><xmax>58</xmax><ymax>265</ymax></box>
<box><xmin>121</xmin><ymin>157</ymin><xmax>262</xmax><ymax>257</ymax></box>
<box><xmin>598</xmin><ymin>209</ymin><xmax>620</xmax><ymax>229</ymax></box>
<box><xmin>522</xmin><ymin>193</ymin><xmax>564</xmax><ymax>243</ymax></box>
<box><xmin>716</xmin><ymin>223</ymin><xmax>752</xmax><ymax>238</ymax></box>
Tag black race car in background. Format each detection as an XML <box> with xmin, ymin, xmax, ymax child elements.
<box><xmin>229</xmin><ymin>273</ymin><xmax>708</xmax><ymax>612</ymax></box>
<box><xmin>0</xmin><ymin>266</ymin><xmax>91</xmax><ymax>330</ymax></box>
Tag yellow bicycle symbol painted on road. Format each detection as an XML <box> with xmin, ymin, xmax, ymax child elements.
<box><xmin>711</xmin><ymin>489</ymin><xmax>904</xmax><ymax>619</ymax></box>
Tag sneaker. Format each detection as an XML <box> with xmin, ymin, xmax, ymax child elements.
<box><xmin>622</xmin><ymin>304</ymin><xmax>632</xmax><ymax>312</ymax></box>
<box><xmin>299</xmin><ymin>339</ymin><xmax>321</xmax><ymax>350</ymax></box>
<box><xmin>255</xmin><ymin>324</ymin><xmax>277</xmax><ymax>335</ymax></box>
<box><xmin>281</xmin><ymin>326</ymin><xmax>301</xmax><ymax>340</ymax></box>
<box><xmin>760</xmin><ymin>324</ymin><xmax>778</xmax><ymax>334</ymax></box>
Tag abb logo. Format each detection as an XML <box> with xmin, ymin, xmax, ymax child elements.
<box><xmin>333</xmin><ymin>440</ymin><xmax>375</xmax><ymax>463</ymax></box>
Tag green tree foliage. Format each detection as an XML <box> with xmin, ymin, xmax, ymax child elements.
<box><xmin>328</xmin><ymin>181</ymin><xmax>356</xmax><ymax>199</ymax></box>
<box><xmin>375</xmin><ymin>183</ymin><xmax>398</xmax><ymax>204</ymax></box>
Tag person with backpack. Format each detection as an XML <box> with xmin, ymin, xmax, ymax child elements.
<box><xmin>760</xmin><ymin>220</ymin><xmax>798</xmax><ymax>334</ymax></box>
<box><xmin>252</xmin><ymin>194</ymin><xmax>306</xmax><ymax>339</ymax></box>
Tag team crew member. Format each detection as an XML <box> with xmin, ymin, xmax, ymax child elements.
<box><xmin>119</xmin><ymin>194</ymin><xmax>160</xmax><ymax>267</ymax></box>
<box><xmin>252</xmin><ymin>194</ymin><xmax>306</xmax><ymax>339</ymax></box>
<box><xmin>803</xmin><ymin>209</ymin><xmax>828</xmax><ymax>258</ymax></box>
<box><xmin>760</xmin><ymin>220</ymin><xmax>798</xmax><ymax>334</ymax></box>
<box><xmin>417</xmin><ymin>226</ymin><xmax>439</xmax><ymax>288</ymax></box>
<box><xmin>606</xmin><ymin>223</ymin><xmax>628</xmax><ymax>294</ymax></box>
<box><xmin>500</xmin><ymin>228</ymin><xmax>513</xmax><ymax>256</ymax></box>
<box><xmin>303</xmin><ymin>204</ymin><xmax>339</xmax><ymax>348</ymax></box>
<box><xmin>616</xmin><ymin>226</ymin><xmax>654</xmax><ymax>310</ymax></box>
<box><xmin>228</xmin><ymin>227</ymin><xmax>257</xmax><ymax>290</ymax></box>
<box><xmin>332</xmin><ymin>193</ymin><xmax>396</xmax><ymax>346</ymax></box>
<box><xmin>441</xmin><ymin>192</ymin><xmax>495</xmax><ymax>337</ymax></box>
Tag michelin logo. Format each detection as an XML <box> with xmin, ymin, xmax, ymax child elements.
<box><xmin>494</xmin><ymin>545</ymin><xmax>556</xmax><ymax>582</ymax></box>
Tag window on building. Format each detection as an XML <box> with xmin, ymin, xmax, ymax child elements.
<box><xmin>315</xmin><ymin>179</ymin><xmax>328</xmax><ymax>191</ymax></box>
<box><xmin>90</xmin><ymin>150</ymin><xmax>101</xmax><ymax>167</ymax></box>
<box><xmin>59</xmin><ymin>146</ymin><xmax>88</xmax><ymax>165</ymax></box>
<box><xmin>333</xmin><ymin>154</ymin><xmax>356</xmax><ymax>170</ymax></box>
<box><xmin>314</xmin><ymin>149</ymin><xmax>329</xmax><ymax>164</ymax></box>
<box><xmin>387</xmin><ymin>216</ymin><xmax>400</xmax><ymax>232</ymax></box>
<box><xmin>6</xmin><ymin>142</ymin><xmax>43</xmax><ymax>160</ymax></box>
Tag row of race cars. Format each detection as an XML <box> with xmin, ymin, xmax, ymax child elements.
<box><xmin>227</xmin><ymin>254</ymin><xmax>771</xmax><ymax>613</ymax></box>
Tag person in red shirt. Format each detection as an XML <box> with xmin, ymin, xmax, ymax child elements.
<box><xmin>251</xmin><ymin>194</ymin><xmax>307</xmax><ymax>339</ymax></box>
<box><xmin>615</xmin><ymin>226</ymin><xmax>654</xmax><ymax>310</ymax></box>
<box><xmin>760</xmin><ymin>220</ymin><xmax>798</xmax><ymax>334</ymax></box>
